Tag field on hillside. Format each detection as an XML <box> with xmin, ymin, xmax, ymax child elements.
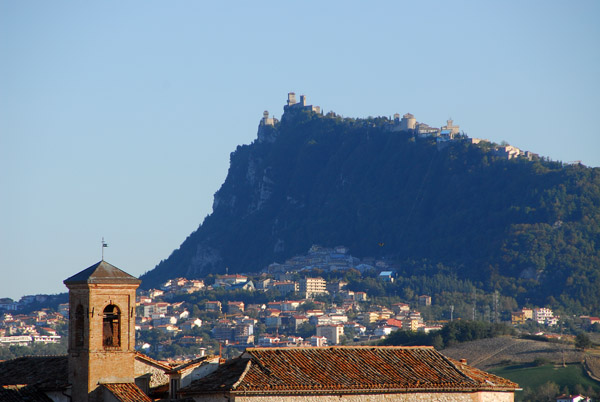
<box><xmin>585</xmin><ymin>354</ymin><xmax>600</xmax><ymax>381</ymax></box>
<box><xmin>489</xmin><ymin>364</ymin><xmax>599</xmax><ymax>401</ymax></box>
<box><xmin>441</xmin><ymin>336</ymin><xmax>583</xmax><ymax>369</ymax></box>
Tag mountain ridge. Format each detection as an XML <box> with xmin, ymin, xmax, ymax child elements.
<box><xmin>140</xmin><ymin>98</ymin><xmax>600</xmax><ymax>312</ymax></box>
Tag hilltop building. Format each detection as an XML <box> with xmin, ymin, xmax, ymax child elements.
<box><xmin>441</xmin><ymin>118</ymin><xmax>461</xmax><ymax>136</ymax></box>
<box><xmin>391</xmin><ymin>112</ymin><xmax>448</xmax><ymax>138</ymax></box>
<box><xmin>260</xmin><ymin>110</ymin><xmax>275</xmax><ymax>127</ymax></box>
<box><xmin>284</xmin><ymin>92</ymin><xmax>321</xmax><ymax>114</ymax></box>
<box><xmin>417</xmin><ymin>122</ymin><xmax>440</xmax><ymax>137</ymax></box>
<box><xmin>399</xmin><ymin>113</ymin><xmax>416</xmax><ymax>131</ymax></box>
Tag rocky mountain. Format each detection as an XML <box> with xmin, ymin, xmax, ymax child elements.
<box><xmin>140</xmin><ymin>99</ymin><xmax>600</xmax><ymax>312</ymax></box>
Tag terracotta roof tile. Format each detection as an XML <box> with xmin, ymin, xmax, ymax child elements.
<box><xmin>63</xmin><ymin>260</ymin><xmax>141</xmax><ymax>285</ymax></box>
<box><xmin>167</xmin><ymin>355</ymin><xmax>213</xmax><ymax>374</ymax></box>
<box><xmin>0</xmin><ymin>356</ymin><xmax>68</xmax><ymax>391</ymax></box>
<box><xmin>101</xmin><ymin>383</ymin><xmax>153</xmax><ymax>402</ymax></box>
<box><xmin>134</xmin><ymin>351</ymin><xmax>172</xmax><ymax>370</ymax></box>
<box><xmin>180</xmin><ymin>346</ymin><xmax>518</xmax><ymax>396</ymax></box>
<box><xmin>0</xmin><ymin>385</ymin><xmax>54</xmax><ymax>402</ymax></box>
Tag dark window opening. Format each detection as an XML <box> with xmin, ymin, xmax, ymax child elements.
<box><xmin>74</xmin><ymin>304</ymin><xmax>84</xmax><ymax>347</ymax></box>
<box><xmin>103</xmin><ymin>304</ymin><xmax>121</xmax><ymax>347</ymax></box>
<box><xmin>170</xmin><ymin>378</ymin><xmax>180</xmax><ymax>399</ymax></box>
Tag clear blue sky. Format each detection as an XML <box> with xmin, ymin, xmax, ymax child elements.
<box><xmin>1</xmin><ymin>1</ymin><xmax>599</xmax><ymax>300</ymax></box>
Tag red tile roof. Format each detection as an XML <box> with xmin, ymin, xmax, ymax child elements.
<box><xmin>0</xmin><ymin>356</ymin><xmax>68</xmax><ymax>391</ymax></box>
<box><xmin>0</xmin><ymin>385</ymin><xmax>54</xmax><ymax>402</ymax></box>
<box><xmin>63</xmin><ymin>260</ymin><xmax>141</xmax><ymax>285</ymax></box>
<box><xmin>134</xmin><ymin>351</ymin><xmax>172</xmax><ymax>371</ymax></box>
<box><xmin>179</xmin><ymin>346</ymin><xmax>518</xmax><ymax>397</ymax></box>
<box><xmin>167</xmin><ymin>355</ymin><xmax>214</xmax><ymax>374</ymax></box>
<box><xmin>101</xmin><ymin>383</ymin><xmax>153</xmax><ymax>402</ymax></box>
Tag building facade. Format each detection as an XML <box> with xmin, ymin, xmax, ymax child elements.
<box><xmin>63</xmin><ymin>261</ymin><xmax>145</xmax><ymax>402</ymax></box>
<box><xmin>299</xmin><ymin>277</ymin><xmax>327</xmax><ymax>298</ymax></box>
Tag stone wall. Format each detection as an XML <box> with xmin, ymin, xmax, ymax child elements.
<box><xmin>134</xmin><ymin>359</ymin><xmax>169</xmax><ymax>388</ymax></box>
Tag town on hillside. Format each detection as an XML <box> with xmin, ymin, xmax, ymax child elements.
<box><xmin>0</xmin><ymin>258</ymin><xmax>529</xmax><ymax>402</ymax></box>
<box><xmin>2</xmin><ymin>244</ymin><xmax>598</xmax><ymax>362</ymax></box>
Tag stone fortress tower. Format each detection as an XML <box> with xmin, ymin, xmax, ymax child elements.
<box><xmin>399</xmin><ymin>113</ymin><xmax>416</xmax><ymax>131</ymax></box>
<box><xmin>284</xmin><ymin>92</ymin><xmax>321</xmax><ymax>113</ymax></box>
<box><xmin>64</xmin><ymin>260</ymin><xmax>141</xmax><ymax>402</ymax></box>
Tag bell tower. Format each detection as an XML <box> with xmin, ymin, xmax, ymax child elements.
<box><xmin>64</xmin><ymin>260</ymin><xmax>141</xmax><ymax>402</ymax></box>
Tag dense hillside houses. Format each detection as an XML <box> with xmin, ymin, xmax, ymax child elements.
<box><xmin>1</xmin><ymin>244</ymin><xmax>592</xmax><ymax>362</ymax></box>
<box><xmin>0</xmin><ymin>309</ymin><xmax>64</xmax><ymax>347</ymax></box>
<box><xmin>0</xmin><ymin>260</ymin><xmax>520</xmax><ymax>401</ymax></box>
<box><xmin>265</xmin><ymin>244</ymin><xmax>362</xmax><ymax>274</ymax></box>
<box><xmin>510</xmin><ymin>306</ymin><xmax>559</xmax><ymax>326</ymax></box>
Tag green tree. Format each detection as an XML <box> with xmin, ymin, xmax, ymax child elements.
<box><xmin>536</xmin><ymin>381</ymin><xmax>559</xmax><ymax>402</ymax></box>
<box><xmin>296</xmin><ymin>322</ymin><xmax>316</xmax><ymax>339</ymax></box>
<box><xmin>575</xmin><ymin>332</ymin><xmax>592</xmax><ymax>350</ymax></box>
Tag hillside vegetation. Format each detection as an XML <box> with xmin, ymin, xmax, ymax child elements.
<box><xmin>141</xmin><ymin>108</ymin><xmax>600</xmax><ymax>313</ymax></box>
<box><xmin>441</xmin><ymin>336</ymin><xmax>583</xmax><ymax>370</ymax></box>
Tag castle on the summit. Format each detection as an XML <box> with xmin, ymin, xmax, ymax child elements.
<box><xmin>258</xmin><ymin>92</ymin><xmax>322</xmax><ymax>143</ymax></box>
<box><xmin>258</xmin><ymin>93</ymin><xmax>534</xmax><ymax>161</ymax></box>
<box><xmin>284</xmin><ymin>92</ymin><xmax>321</xmax><ymax>114</ymax></box>
<box><xmin>393</xmin><ymin>113</ymin><xmax>460</xmax><ymax>141</ymax></box>
<box><xmin>260</xmin><ymin>92</ymin><xmax>321</xmax><ymax>129</ymax></box>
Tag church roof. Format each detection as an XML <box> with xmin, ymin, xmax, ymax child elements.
<box><xmin>0</xmin><ymin>385</ymin><xmax>55</xmax><ymax>402</ymax></box>
<box><xmin>0</xmin><ymin>355</ymin><xmax>68</xmax><ymax>391</ymax></box>
<box><xmin>179</xmin><ymin>346</ymin><xmax>518</xmax><ymax>397</ymax></box>
<box><xmin>64</xmin><ymin>260</ymin><xmax>141</xmax><ymax>285</ymax></box>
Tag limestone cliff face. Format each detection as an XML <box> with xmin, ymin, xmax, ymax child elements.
<box><xmin>140</xmin><ymin>107</ymin><xmax>600</xmax><ymax>314</ymax></box>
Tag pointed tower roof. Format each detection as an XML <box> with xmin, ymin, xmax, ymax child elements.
<box><xmin>64</xmin><ymin>260</ymin><xmax>141</xmax><ymax>285</ymax></box>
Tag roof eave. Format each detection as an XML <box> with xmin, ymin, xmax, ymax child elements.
<box><xmin>184</xmin><ymin>386</ymin><xmax>519</xmax><ymax>396</ymax></box>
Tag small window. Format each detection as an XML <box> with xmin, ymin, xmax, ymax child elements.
<box><xmin>103</xmin><ymin>304</ymin><xmax>121</xmax><ymax>347</ymax></box>
<box><xmin>74</xmin><ymin>304</ymin><xmax>84</xmax><ymax>347</ymax></box>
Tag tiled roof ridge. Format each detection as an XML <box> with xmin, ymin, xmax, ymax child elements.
<box><xmin>134</xmin><ymin>351</ymin><xmax>171</xmax><ymax>370</ymax></box>
<box><xmin>167</xmin><ymin>355</ymin><xmax>215</xmax><ymax>373</ymax></box>
<box><xmin>445</xmin><ymin>357</ymin><xmax>519</xmax><ymax>389</ymax></box>
<box><xmin>230</xmin><ymin>385</ymin><xmax>515</xmax><ymax>395</ymax></box>
<box><xmin>246</xmin><ymin>345</ymin><xmax>435</xmax><ymax>351</ymax></box>
<box><xmin>180</xmin><ymin>346</ymin><xmax>519</xmax><ymax>396</ymax></box>
<box><xmin>231</xmin><ymin>359</ymin><xmax>252</xmax><ymax>390</ymax></box>
<box><xmin>436</xmin><ymin>352</ymin><xmax>480</xmax><ymax>385</ymax></box>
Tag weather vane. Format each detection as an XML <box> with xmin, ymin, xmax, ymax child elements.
<box><xmin>101</xmin><ymin>237</ymin><xmax>108</xmax><ymax>260</ymax></box>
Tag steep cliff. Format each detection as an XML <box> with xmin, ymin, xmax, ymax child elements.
<box><xmin>140</xmin><ymin>104</ymin><xmax>600</xmax><ymax>311</ymax></box>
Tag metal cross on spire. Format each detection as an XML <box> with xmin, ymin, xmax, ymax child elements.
<box><xmin>101</xmin><ymin>237</ymin><xmax>108</xmax><ymax>260</ymax></box>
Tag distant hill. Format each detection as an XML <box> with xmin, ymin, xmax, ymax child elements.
<box><xmin>441</xmin><ymin>336</ymin><xmax>582</xmax><ymax>370</ymax></box>
<box><xmin>140</xmin><ymin>100</ymin><xmax>600</xmax><ymax>312</ymax></box>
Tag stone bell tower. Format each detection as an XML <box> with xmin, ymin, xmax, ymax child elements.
<box><xmin>64</xmin><ymin>260</ymin><xmax>141</xmax><ymax>402</ymax></box>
